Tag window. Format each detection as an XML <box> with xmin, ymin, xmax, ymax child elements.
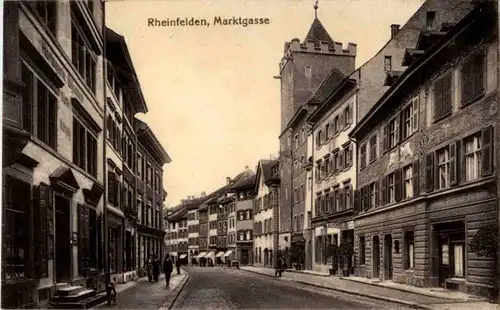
<box><xmin>402</xmin><ymin>97</ymin><xmax>419</xmax><ymax>139</ymax></box>
<box><xmin>426</xmin><ymin>11</ymin><xmax>436</xmax><ymax>30</ymax></box>
<box><xmin>344</xmin><ymin>183</ymin><xmax>352</xmax><ymax>209</ymax></box>
<box><xmin>3</xmin><ymin>177</ymin><xmax>31</xmax><ymax>280</ymax></box>
<box><xmin>71</xmin><ymin>19</ymin><xmax>96</xmax><ymax>93</ymax></box>
<box><xmin>369</xmin><ymin>183</ymin><xmax>376</xmax><ymax>208</ymax></box>
<box><xmin>21</xmin><ymin>63</ymin><xmax>58</xmax><ymax>149</ymax></box>
<box><xmin>345</xmin><ymin>144</ymin><xmax>353</xmax><ymax>167</ymax></box>
<box><xmin>387</xmin><ymin>173</ymin><xmax>395</xmax><ymax>203</ymax></box>
<box><xmin>453</xmin><ymin>243</ymin><xmax>465</xmax><ymax>277</ymax></box>
<box><xmin>369</xmin><ymin>135</ymin><xmax>377</xmax><ymax>162</ymax></box>
<box><xmin>403</xmin><ymin>165</ymin><xmax>413</xmax><ymax>199</ymax></box>
<box><xmin>464</xmin><ymin>133</ymin><xmax>482</xmax><ymax>181</ymax></box>
<box><xmin>137</xmin><ymin>154</ymin><xmax>143</xmax><ymax>179</ymax></box>
<box><xmin>437</xmin><ymin>147</ymin><xmax>450</xmax><ymax>189</ymax></box>
<box><xmin>325</xmin><ymin>123</ymin><xmax>330</xmax><ymax>139</ymax></box>
<box><xmin>301</xmin><ymin>127</ymin><xmax>306</xmax><ymax>142</ymax></box>
<box><xmin>304</xmin><ymin>65</ymin><xmax>312</xmax><ymax>76</ymax></box>
<box><xmin>344</xmin><ymin>106</ymin><xmax>350</xmax><ymax>127</ymax></box>
<box><xmin>73</xmin><ymin>118</ymin><xmax>98</xmax><ymax>177</ymax></box>
<box><xmin>295</xmin><ymin>134</ymin><xmax>299</xmax><ymax>149</ymax></box>
<box><xmin>388</xmin><ymin>118</ymin><xmax>397</xmax><ymax>149</ymax></box>
<box><xmin>433</xmin><ymin>72</ymin><xmax>452</xmax><ymax>121</ymax></box>
<box><xmin>384</xmin><ymin>56</ymin><xmax>392</xmax><ymax>71</ymax></box>
<box><xmin>360</xmin><ymin>143</ymin><xmax>367</xmax><ymax>169</ymax></box>
<box><xmin>461</xmin><ymin>51</ymin><xmax>485</xmax><ymax>104</ymax></box>
<box><xmin>359</xmin><ymin>236</ymin><xmax>366</xmax><ymax>265</ymax></box>
<box><xmin>334</xmin><ymin>116</ymin><xmax>339</xmax><ymax>133</ymax></box>
<box><xmin>405</xmin><ymin>232</ymin><xmax>415</xmax><ymax>269</ymax></box>
<box><xmin>34</xmin><ymin>1</ymin><xmax>57</xmax><ymax>36</ymax></box>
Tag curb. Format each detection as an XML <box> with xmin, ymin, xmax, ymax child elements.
<box><xmin>159</xmin><ymin>273</ymin><xmax>190</xmax><ymax>310</ymax></box>
<box><xmin>240</xmin><ymin>268</ymin><xmax>431</xmax><ymax>309</ymax></box>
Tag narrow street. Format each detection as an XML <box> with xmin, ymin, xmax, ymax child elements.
<box><xmin>172</xmin><ymin>267</ymin><xmax>408</xmax><ymax>309</ymax></box>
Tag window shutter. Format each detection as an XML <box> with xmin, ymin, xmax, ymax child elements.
<box><xmin>382</xmin><ymin>125</ymin><xmax>388</xmax><ymax>152</ymax></box>
<box><xmin>380</xmin><ymin>176</ymin><xmax>387</xmax><ymax>205</ymax></box>
<box><xmin>348</xmin><ymin>105</ymin><xmax>353</xmax><ymax>124</ymax></box>
<box><xmin>481</xmin><ymin>125</ymin><xmax>494</xmax><ymax>176</ymax></box>
<box><xmin>461</xmin><ymin>59</ymin><xmax>473</xmax><ymax>104</ymax></box>
<box><xmin>395</xmin><ymin>113</ymin><xmax>401</xmax><ymax>144</ymax></box>
<box><xmin>78</xmin><ymin>204</ymin><xmax>90</xmax><ymax>275</ymax></box>
<box><xmin>339</xmin><ymin>113</ymin><xmax>345</xmax><ymax>130</ymax></box>
<box><xmin>425</xmin><ymin>152</ymin><xmax>434</xmax><ymax>192</ymax></box>
<box><xmin>34</xmin><ymin>184</ymin><xmax>50</xmax><ymax>278</ymax></box>
<box><xmin>349</xmin><ymin>187</ymin><xmax>354</xmax><ymax>209</ymax></box>
<box><xmin>353</xmin><ymin>189</ymin><xmax>359</xmax><ymax>213</ymax></box>
<box><xmin>442</xmin><ymin>74</ymin><xmax>452</xmax><ymax>115</ymax></box>
<box><xmin>363</xmin><ymin>186</ymin><xmax>370</xmax><ymax>211</ymax></box>
<box><xmin>374</xmin><ymin>180</ymin><xmax>379</xmax><ymax>207</ymax></box>
<box><xmin>473</xmin><ymin>53</ymin><xmax>485</xmax><ymax>97</ymax></box>
<box><xmin>314</xmin><ymin>198</ymin><xmax>318</xmax><ymax>216</ymax></box>
<box><xmin>412</xmin><ymin>160</ymin><xmax>420</xmax><ymax>196</ymax></box>
<box><xmin>395</xmin><ymin>168</ymin><xmax>403</xmax><ymax>202</ymax></box>
<box><xmin>449</xmin><ymin>141</ymin><xmax>458</xmax><ymax>186</ymax></box>
<box><xmin>339</xmin><ymin>188</ymin><xmax>345</xmax><ymax>211</ymax></box>
<box><xmin>339</xmin><ymin>150</ymin><xmax>344</xmax><ymax>171</ymax></box>
<box><xmin>330</xmin><ymin>192</ymin><xmax>335</xmax><ymax>213</ymax></box>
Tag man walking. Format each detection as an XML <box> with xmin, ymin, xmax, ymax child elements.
<box><xmin>175</xmin><ymin>257</ymin><xmax>181</xmax><ymax>275</ymax></box>
<box><xmin>163</xmin><ymin>254</ymin><xmax>174</xmax><ymax>287</ymax></box>
<box><xmin>275</xmin><ymin>256</ymin><xmax>283</xmax><ymax>277</ymax></box>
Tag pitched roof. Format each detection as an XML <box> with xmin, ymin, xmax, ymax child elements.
<box><xmin>308</xmin><ymin>68</ymin><xmax>346</xmax><ymax>104</ymax></box>
<box><xmin>230</xmin><ymin>168</ymin><xmax>256</xmax><ymax>190</ymax></box>
<box><xmin>304</xmin><ymin>18</ymin><xmax>334</xmax><ymax>44</ymax></box>
<box><xmin>254</xmin><ymin>159</ymin><xmax>279</xmax><ymax>193</ymax></box>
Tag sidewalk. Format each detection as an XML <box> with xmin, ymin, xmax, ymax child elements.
<box><xmin>240</xmin><ymin>266</ymin><xmax>498</xmax><ymax>310</ymax></box>
<box><xmin>92</xmin><ymin>270</ymin><xmax>189</xmax><ymax>309</ymax></box>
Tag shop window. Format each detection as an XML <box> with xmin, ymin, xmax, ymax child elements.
<box><xmin>405</xmin><ymin>232</ymin><xmax>415</xmax><ymax>269</ymax></box>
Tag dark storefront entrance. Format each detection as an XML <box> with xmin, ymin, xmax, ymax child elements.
<box><xmin>434</xmin><ymin>221</ymin><xmax>465</xmax><ymax>289</ymax></box>
<box><xmin>372</xmin><ymin>235</ymin><xmax>380</xmax><ymax>279</ymax></box>
<box><xmin>55</xmin><ymin>195</ymin><xmax>71</xmax><ymax>282</ymax></box>
<box><xmin>384</xmin><ymin>234</ymin><xmax>393</xmax><ymax>280</ymax></box>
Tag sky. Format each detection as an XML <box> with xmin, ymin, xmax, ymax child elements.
<box><xmin>106</xmin><ymin>0</ymin><xmax>425</xmax><ymax>208</ymax></box>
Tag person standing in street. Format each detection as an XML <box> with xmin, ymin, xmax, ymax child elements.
<box><xmin>275</xmin><ymin>256</ymin><xmax>283</xmax><ymax>277</ymax></box>
<box><xmin>153</xmin><ymin>255</ymin><xmax>160</xmax><ymax>282</ymax></box>
<box><xmin>163</xmin><ymin>254</ymin><xmax>174</xmax><ymax>287</ymax></box>
<box><xmin>175</xmin><ymin>257</ymin><xmax>181</xmax><ymax>275</ymax></box>
<box><xmin>145</xmin><ymin>255</ymin><xmax>153</xmax><ymax>282</ymax></box>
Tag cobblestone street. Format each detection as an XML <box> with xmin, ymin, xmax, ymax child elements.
<box><xmin>93</xmin><ymin>271</ymin><xmax>187</xmax><ymax>309</ymax></box>
<box><xmin>171</xmin><ymin>267</ymin><xmax>408</xmax><ymax>309</ymax></box>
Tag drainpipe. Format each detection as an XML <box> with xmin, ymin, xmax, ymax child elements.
<box><xmin>102</xmin><ymin>0</ymin><xmax>110</xmax><ymax>296</ymax></box>
<box><xmin>496</xmin><ymin>0</ymin><xmax>500</xmax><ymax>302</ymax></box>
<box><xmin>309</xmin><ymin>124</ymin><xmax>315</xmax><ymax>270</ymax></box>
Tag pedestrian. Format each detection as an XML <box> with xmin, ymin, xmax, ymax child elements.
<box><xmin>163</xmin><ymin>254</ymin><xmax>174</xmax><ymax>287</ymax></box>
<box><xmin>275</xmin><ymin>256</ymin><xmax>282</xmax><ymax>277</ymax></box>
<box><xmin>175</xmin><ymin>257</ymin><xmax>181</xmax><ymax>275</ymax></box>
<box><xmin>153</xmin><ymin>255</ymin><xmax>160</xmax><ymax>282</ymax></box>
<box><xmin>145</xmin><ymin>255</ymin><xmax>153</xmax><ymax>282</ymax></box>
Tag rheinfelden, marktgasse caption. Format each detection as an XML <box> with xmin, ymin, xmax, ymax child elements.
<box><xmin>147</xmin><ymin>16</ymin><xmax>271</xmax><ymax>28</ymax></box>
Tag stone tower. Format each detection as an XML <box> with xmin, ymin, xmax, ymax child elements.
<box><xmin>279</xmin><ymin>15</ymin><xmax>357</xmax><ymax>131</ymax></box>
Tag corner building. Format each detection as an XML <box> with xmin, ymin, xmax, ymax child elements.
<box><xmin>350</xmin><ymin>2</ymin><xmax>498</xmax><ymax>299</ymax></box>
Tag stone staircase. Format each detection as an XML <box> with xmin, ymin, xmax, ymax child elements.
<box><xmin>50</xmin><ymin>283</ymin><xmax>107</xmax><ymax>309</ymax></box>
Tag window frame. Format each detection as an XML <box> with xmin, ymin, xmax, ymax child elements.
<box><xmin>403</xmin><ymin>164</ymin><xmax>413</xmax><ymax>199</ymax></box>
<box><xmin>437</xmin><ymin>146</ymin><xmax>450</xmax><ymax>190</ymax></box>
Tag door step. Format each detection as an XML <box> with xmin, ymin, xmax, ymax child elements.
<box><xmin>50</xmin><ymin>292</ymin><xmax>107</xmax><ymax>309</ymax></box>
<box><xmin>50</xmin><ymin>284</ymin><xmax>106</xmax><ymax>309</ymax></box>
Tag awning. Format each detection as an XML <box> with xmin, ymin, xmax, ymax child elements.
<box><xmin>196</xmin><ymin>252</ymin><xmax>207</xmax><ymax>259</ymax></box>
<box><xmin>224</xmin><ymin>250</ymin><xmax>233</xmax><ymax>257</ymax></box>
<box><xmin>179</xmin><ymin>254</ymin><xmax>187</xmax><ymax>259</ymax></box>
<box><xmin>205</xmin><ymin>252</ymin><xmax>215</xmax><ymax>260</ymax></box>
<box><xmin>216</xmin><ymin>252</ymin><xmax>225</xmax><ymax>258</ymax></box>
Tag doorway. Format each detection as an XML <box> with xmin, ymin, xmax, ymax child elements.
<box><xmin>241</xmin><ymin>249</ymin><xmax>249</xmax><ymax>265</ymax></box>
<box><xmin>438</xmin><ymin>235</ymin><xmax>450</xmax><ymax>286</ymax></box>
<box><xmin>372</xmin><ymin>236</ymin><xmax>380</xmax><ymax>279</ymax></box>
<box><xmin>384</xmin><ymin>234</ymin><xmax>393</xmax><ymax>280</ymax></box>
<box><xmin>55</xmin><ymin>195</ymin><xmax>71</xmax><ymax>283</ymax></box>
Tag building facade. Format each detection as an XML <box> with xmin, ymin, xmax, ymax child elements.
<box><xmin>308</xmin><ymin>78</ymin><xmax>357</xmax><ymax>275</ymax></box>
<box><xmin>350</xmin><ymin>2</ymin><xmax>498</xmax><ymax>299</ymax></box>
<box><xmin>253</xmin><ymin>159</ymin><xmax>280</xmax><ymax>267</ymax></box>
<box><xmin>278</xmin><ymin>14</ymin><xmax>356</xmax><ymax>269</ymax></box>
<box><xmin>2</xmin><ymin>1</ymin><xmax>106</xmax><ymax>308</ymax></box>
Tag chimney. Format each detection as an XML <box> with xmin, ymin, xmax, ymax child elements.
<box><xmin>226</xmin><ymin>177</ymin><xmax>231</xmax><ymax>184</ymax></box>
<box><xmin>201</xmin><ymin>191</ymin><xmax>206</xmax><ymax>197</ymax></box>
<box><xmin>244</xmin><ymin>166</ymin><xmax>249</xmax><ymax>170</ymax></box>
<box><xmin>390</xmin><ymin>24</ymin><xmax>400</xmax><ymax>39</ymax></box>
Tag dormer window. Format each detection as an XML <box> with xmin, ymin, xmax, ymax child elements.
<box><xmin>426</xmin><ymin>11</ymin><xmax>436</xmax><ymax>30</ymax></box>
<box><xmin>384</xmin><ymin>56</ymin><xmax>392</xmax><ymax>72</ymax></box>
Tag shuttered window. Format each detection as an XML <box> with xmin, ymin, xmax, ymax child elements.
<box><xmin>461</xmin><ymin>51</ymin><xmax>485</xmax><ymax>105</ymax></box>
<box><xmin>433</xmin><ymin>71</ymin><xmax>453</xmax><ymax>121</ymax></box>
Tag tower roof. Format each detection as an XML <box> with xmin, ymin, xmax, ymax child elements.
<box><xmin>304</xmin><ymin>18</ymin><xmax>334</xmax><ymax>44</ymax></box>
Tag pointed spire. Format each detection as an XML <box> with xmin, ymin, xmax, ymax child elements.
<box><xmin>304</xmin><ymin>16</ymin><xmax>334</xmax><ymax>44</ymax></box>
<box><xmin>314</xmin><ymin>0</ymin><xmax>318</xmax><ymax>19</ymax></box>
